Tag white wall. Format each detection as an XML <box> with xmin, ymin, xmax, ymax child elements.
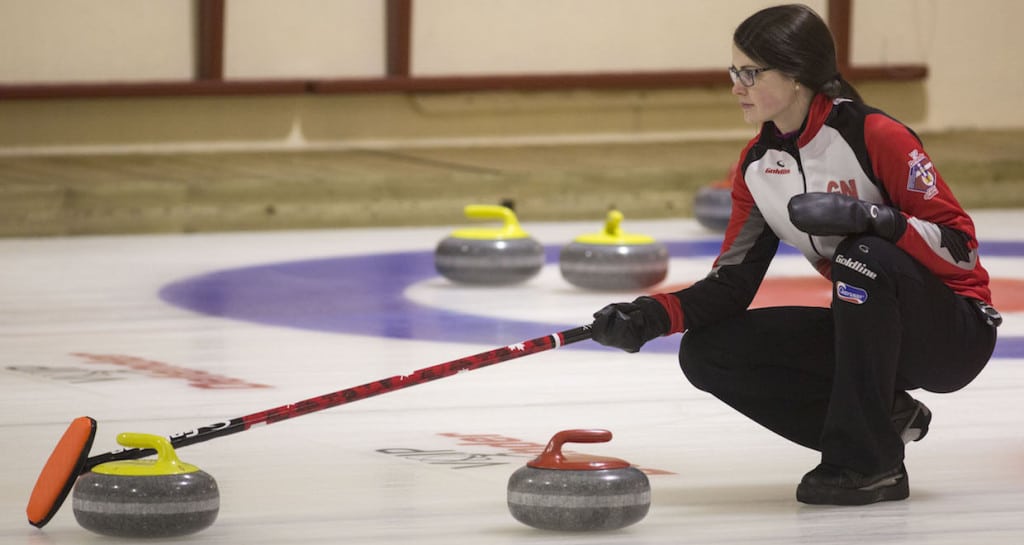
<box><xmin>853</xmin><ymin>0</ymin><xmax>1024</xmax><ymax>130</ymax></box>
<box><xmin>0</xmin><ymin>0</ymin><xmax>193</xmax><ymax>82</ymax></box>
<box><xmin>0</xmin><ymin>0</ymin><xmax>1020</xmax><ymax>131</ymax></box>
<box><xmin>411</xmin><ymin>0</ymin><xmax>813</xmax><ymax>74</ymax></box>
<box><xmin>224</xmin><ymin>0</ymin><xmax>386</xmax><ymax>79</ymax></box>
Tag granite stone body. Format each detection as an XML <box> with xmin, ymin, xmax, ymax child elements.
<box><xmin>694</xmin><ymin>184</ymin><xmax>732</xmax><ymax>232</ymax></box>
<box><xmin>435</xmin><ymin>236</ymin><xmax>544</xmax><ymax>285</ymax></box>
<box><xmin>73</xmin><ymin>469</ymin><xmax>219</xmax><ymax>538</ymax></box>
<box><xmin>559</xmin><ymin>241</ymin><xmax>668</xmax><ymax>290</ymax></box>
<box><xmin>507</xmin><ymin>465</ymin><xmax>650</xmax><ymax>531</ymax></box>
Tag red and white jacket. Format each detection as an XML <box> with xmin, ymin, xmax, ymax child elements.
<box><xmin>656</xmin><ymin>94</ymin><xmax>992</xmax><ymax>333</ymax></box>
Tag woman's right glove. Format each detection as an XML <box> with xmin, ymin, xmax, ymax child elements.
<box><xmin>591</xmin><ymin>296</ymin><xmax>671</xmax><ymax>353</ymax></box>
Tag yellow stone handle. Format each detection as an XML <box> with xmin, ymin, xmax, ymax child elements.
<box><xmin>91</xmin><ymin>433</ymin><xmax>200</xmax><ymax>476</ymax></box>
<box><xmin>573</xmin><ymin>209</ymin><xmax>655</xmax><ymax>245</ymax></box>
<box><xmin>604</xmin><ymin>209</ymin><xmax>625</xmax><ymax>237</ymax></box>
<box><xmin>451</xmin><ymin>204</ymin><xmax>530</xmax><ymax>239</ymax></box>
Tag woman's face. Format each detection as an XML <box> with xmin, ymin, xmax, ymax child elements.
<box><xmin>730</xmin><ymin>45</ymin><xmax>811</xmax><ymax>133</ymax></box>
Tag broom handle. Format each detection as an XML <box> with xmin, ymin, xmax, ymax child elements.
<box><xmin>83</xmin><ymin>324</ymin><xmax>593</xmax><ymax>470</ymax></box>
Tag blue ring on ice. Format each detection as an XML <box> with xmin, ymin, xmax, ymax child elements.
<box><xmin>159</xmin><ymin>240</ymin><xmax>1024</xmax><ymax>358</ymax></box>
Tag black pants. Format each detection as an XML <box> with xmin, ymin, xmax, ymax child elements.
<box><xmin>678</xmin><ymin>235</ymin><xmax>997</xmax><ymax>475</ymax></box>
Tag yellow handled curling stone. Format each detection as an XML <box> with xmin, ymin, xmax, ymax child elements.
<box><xmin>559</xmin><ymin>210</ymin><xmax>668</xmax><ymax>290</ymax></box>
<box><xmin>72</xmin><ymin>432</ymin><xmax>219</xmax><ymax>538</ymax></box>
<box><xmin>435</xmin><ymin>204</ymin><xmax>544</xmax><ymax>285</ymax></box>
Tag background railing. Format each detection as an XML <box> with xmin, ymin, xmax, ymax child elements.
<box><xmin>0</xmin><ymin>0</ymin><xmax>924</xmax><ymax>100</ymax></box>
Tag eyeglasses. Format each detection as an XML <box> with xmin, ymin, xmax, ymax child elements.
<box><xmin>728</xmin><ymin>66</ymin><xmax>774</xmax><ymax>87</ymax></box>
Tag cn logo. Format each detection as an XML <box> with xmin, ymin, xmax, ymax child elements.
<box><xmin>826</xmin><ymin>179</ymin><xmax>858</xmax><ymax>197</ymax></box>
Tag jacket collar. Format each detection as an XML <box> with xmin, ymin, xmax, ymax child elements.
<box><xmin>797</xmin><ymin>93</ymin><xmax>835</xmax><ymax>147</ymax></box>
<box><xmin>758</xmin><ymin>93</ymin><xmax>835</xmax><ymax>148</ymax></box>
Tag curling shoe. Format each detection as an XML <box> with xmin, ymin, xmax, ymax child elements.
<box><xmin>892</xmin><ymin>392</ymin><xmax>931</xmax><ymax>444</ymax></box>
<box><xmin>796</xmin><ymin>463</ymin><xmax>909</xmax><ymax>505</ymax></box>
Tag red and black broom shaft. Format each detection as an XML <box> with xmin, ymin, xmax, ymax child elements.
<box><xmin>81</xmin><ymin>324</ymin><xmax>593</xmax><ymax>470</ymax></box>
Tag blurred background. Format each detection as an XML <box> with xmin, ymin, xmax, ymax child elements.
<box><xmin>1</xmin><ymin>0</ymin><xmax>1021</xmax><ymax>236</ymax></box>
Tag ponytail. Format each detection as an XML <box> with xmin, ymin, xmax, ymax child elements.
<box><xmin>821</xmin><ymin>72</ymin><xmax>863</xmax><ymax>103</ymax></box>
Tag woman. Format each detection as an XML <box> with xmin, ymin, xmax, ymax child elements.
<box><xmin>590</xmin><ymin>4</ymin><xmax>1000</xmax><ymax>506</ymax></box>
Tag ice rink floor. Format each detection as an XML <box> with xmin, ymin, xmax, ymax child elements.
<box><xmin>3</xmin><ymin>210</ymin><xmax>1024</xmax><ymax>544</ymax></box>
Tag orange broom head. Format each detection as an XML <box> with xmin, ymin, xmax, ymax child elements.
<box><xmin>26</xmin><ymin>416</ymin><xmax>96</xmax><ymax>528</ymax></box>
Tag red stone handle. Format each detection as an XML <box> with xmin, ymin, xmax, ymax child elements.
<box><xmin>527</xmin><ymin>429</ymin><xmax>631</xmax><ymax>470</ymax></box>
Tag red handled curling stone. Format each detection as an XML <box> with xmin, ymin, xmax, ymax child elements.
<box><xmin>72</xmin><ymin>433</ymin><xmax>219</xmax><ymax>538</ymax></box>
<box><xmin>507</xmin><ymin>429</ymin><xmax>650</xmax><ymax>532</ymax></box>
<box><xmin>694</xmin><ymin>163</ymin><xmax>736</xmax><ymax>232</ymax></box>
<box><xmin>559</xmin><ymin>210</ymin><xmax>668</xmax><ymax>290</ymax></box>
<box><xmin>435</xmin><ymin>204</ymin><xmax>544</xmax><ymax>285</ymax></box>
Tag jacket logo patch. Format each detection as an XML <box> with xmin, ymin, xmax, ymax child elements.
<box><xmin>907</xmin><ymin>149</ymin><xmax>938</xmax><ymax>200</ymax></box>
<box><xmin>764</xmin><ymin>160</ymin><xmax>790</xmax><ymax>175</ymax></box>
<box><xmin>835</xmin><ymin>281</ymin><xmax>868</xmax><ymax>304</ymax></box>
<box><xmin>826</xmin><ymin>179</ymin><xmax>859</xmax><ymax>197</ymax></box>
<box><xmin>835</xmin><ymin>254</ymin><xmax>877</xmax><ymax>279</ymax></box>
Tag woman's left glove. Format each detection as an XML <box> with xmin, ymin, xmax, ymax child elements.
<box><xmin>788</xmin><ymin>192</ymin><xmax>906</xmax><ymax>241</ymax></box>
<box><xmin>591</xmin><ymin>296</ymin><xmax>670</xmax><ymax>353</ymax></box>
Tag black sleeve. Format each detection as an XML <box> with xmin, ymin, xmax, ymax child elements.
<box><xmin>671</xmin><ymin>208</ymin><xmax>780</xmax><ymax>330</ymax></box>
<box><xmin>663</xmin><ymin>139</ymin><xmax>780</xmax><ymax>331</ymax></box>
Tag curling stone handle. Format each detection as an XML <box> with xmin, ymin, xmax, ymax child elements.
<box><xmin>572</xmin><ymin>209</ymin><xmax>655</xmax><ymax>245</ymax></box>
<box><xmin>114</xmin><ymin>433</ymin><xmax>195</xmax><ymax>475</ymax></box>
<box><xmin>546</xmin><ymin>429</ymin><xmax>613</xmax><ymax>455</ymax></box>
<box><xmin>604</xmin><ymin>209</ymin><xmax>624</xmax><ymax>237</ymax></box>
<box><xmin>465</xmin><ymin>204</ymin><xmax>515</xmax><ymax>222</ymax></box>
<box><xmin>462</xmin><ymin>204</ymin><xmax>529</xmax><ymax>238</ymax></box>
<box><xmin>529</xmin><ymin>429</ymin><xmax>630</xmax><ymax>470</ymax></box>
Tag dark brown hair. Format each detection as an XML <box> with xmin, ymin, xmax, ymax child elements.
<box><xmin>734</xmin><ymin>4</ymin><xmax>862</xmax><ymax>102</ymax></box>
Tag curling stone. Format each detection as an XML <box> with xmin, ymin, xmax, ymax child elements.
<box><xmin>435</xmin><ymin>204</ymin><xmax>544</xmax><ymax>285</ymax></box>
<box><xmin>507</xmin><ymin>429</ymin><xmax>650</xmax><ymax>532</ymax></box>
<box><xmin>559</xmin><ymin>210</ymin><xmax>668</xmax><ymax>290</ymax></box>
<box><xmin>693</xmin><ymin>163</ymin><xmax>736</xmax><ymax>232</ymax></box>
<box><xmin>73</xmin><ymin>432</ymin><xmax>219</xmax><ymax>538</ymax></box>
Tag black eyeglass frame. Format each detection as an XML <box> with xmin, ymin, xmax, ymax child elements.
<box><xmin>728</xmin><ymin>66</ymin><xmax>774</xmax><ymax>87</ymax></box>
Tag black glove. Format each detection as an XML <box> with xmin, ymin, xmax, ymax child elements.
<box><xmin>788</xmin><ymin>192</ymin><xmax>906</xmax><ymax>241</ymax></box>
<box><xmin>591</xmin><ymin>296</ymin><xmax>670</xmax><ymax>353</ymax></box>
